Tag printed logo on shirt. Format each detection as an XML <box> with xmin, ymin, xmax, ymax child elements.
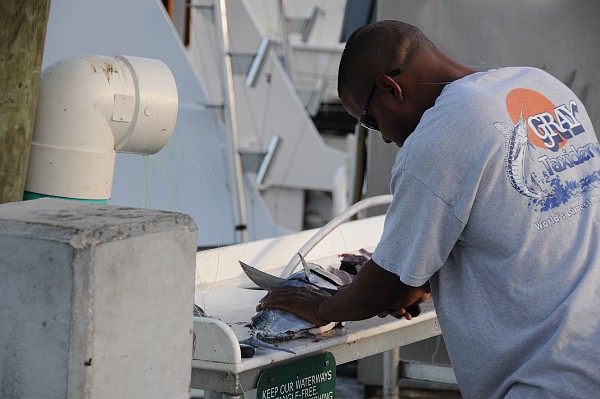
<box><xmin>493</xmin><ymin>88</ymin><xmax>600</xmax><ymax>214</ymax></box>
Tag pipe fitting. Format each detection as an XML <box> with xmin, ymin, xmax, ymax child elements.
<box><xmin>25</xmin><ymin>55</ymin><xmax>178</xmax><ymax>201</ymax></box>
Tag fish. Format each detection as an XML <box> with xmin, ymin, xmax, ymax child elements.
<box><xmin>494</xmin><ymin>107</ymin><xmax>550</xmax><ymax>200</ymax></box>
<box><xmin>240</xmin><ymin>256</ymin><xmax>343</xmax><ymax>354</ymax></box>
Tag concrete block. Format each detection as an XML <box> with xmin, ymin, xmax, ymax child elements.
<box><xmin>0</xmin><ymin>199</ymin><xmax>197</xmax><ymax>399</ymax></box>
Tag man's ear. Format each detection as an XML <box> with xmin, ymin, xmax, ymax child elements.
<box><xmin>375</xmin><ymin>75</ymin><xmax>404</xmax><ymax>102</ymax></box>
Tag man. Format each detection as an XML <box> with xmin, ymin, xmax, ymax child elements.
<box><xmin>258</xmin><ymin>20</ymin><xmax>600</xmax><ymax>398</ymax></box>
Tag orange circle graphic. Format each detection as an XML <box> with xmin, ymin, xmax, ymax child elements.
<box><xmin>505</xmin><ymin>88</ymin><xmax>567</xmax><ymax>150</ymax></box>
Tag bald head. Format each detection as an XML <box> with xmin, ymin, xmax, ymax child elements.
<box><xmin>337</xmin><ymin>20</ymin><xmax>435</xmax><ymax>99</ymax></box>
<box><xmin>337</xmin><ymin>21</ymin><xmax>474</xmax><ymax>145</ymax></box>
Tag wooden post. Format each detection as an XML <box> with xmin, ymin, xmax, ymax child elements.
<box><xmin>0</xmin><ymin>0</ymin><xmax>51</xmax><ymax>204</ymax></box>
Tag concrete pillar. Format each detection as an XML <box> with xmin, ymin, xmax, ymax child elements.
<box><xmin>0</xmin><ymin>198</ymin><xmax>197</xmax><ymax>399</ymax></box>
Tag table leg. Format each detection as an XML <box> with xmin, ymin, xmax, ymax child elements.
<box><xmin>383</xmin><ymin>348</ymin><xmax>400</xmax><ymax>399</ymax></box>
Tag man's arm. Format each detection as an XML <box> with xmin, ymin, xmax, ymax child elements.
<box><xmin>257</xmin><ymin>259</ymin><xmax>431</xmax><ymax>326</ymax></box>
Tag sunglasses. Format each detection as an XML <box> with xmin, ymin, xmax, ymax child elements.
<box><xmin>359</xmin><ymin>68</ymin><xmax>402</xmax><ymax>131</ymax></box>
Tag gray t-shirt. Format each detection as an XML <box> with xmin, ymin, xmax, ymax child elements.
<box><xmin>372</xmin><ymin>67</ymin><xmax>600</xmax><ymax>398</ymax></box>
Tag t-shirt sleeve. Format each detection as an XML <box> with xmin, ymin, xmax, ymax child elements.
<box><xmin>372</xmin><ymin>169</ymin><xmax>466</xmax><ymax>287</ymax></box>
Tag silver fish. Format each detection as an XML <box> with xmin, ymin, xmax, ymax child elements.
<box><xmin>242</xmin><ymin>268</ymin><xmax>339</xmax><ymax>354</ymax></box>
<box><xmin>494</xmin><ymin>108</ymin><xmax>548</xmax><ymax>200</ymax></box>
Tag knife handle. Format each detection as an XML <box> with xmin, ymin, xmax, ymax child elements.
<box><xmin>240</xmin><ymin>343</ymin><xmax>256</xmax><ymax>358</ymax></box>
<box><xmin>405</xmin><ymin>302</ymin><xmax>421</xmax><ymax>318</ymax></box>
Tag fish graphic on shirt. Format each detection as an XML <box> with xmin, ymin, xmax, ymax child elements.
<box><xmin>494</xmin><ymin>108</ymin><xmax>549</xmax><ymax>200</ymax></box>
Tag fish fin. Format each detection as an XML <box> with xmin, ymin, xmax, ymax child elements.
<box><xmin>309</xmin><ymin>267</ymin><xmax>344</xmax><ymax>287</ymax></box>
<box><xmin>493</xmin><ymin>122</ymin><xmax>514</xmax><ymax>163</ymax></box>
<box><xmin>299</xmin><ymin>254</ymin><xmax>344</xmax><ymax>287</ymax></box>
<box><xmin>493</xmin><ymin>122</ymin><xmax>514</xmax><ymax>137</ymax></box>
<box><xmin>299</xmin><ymin>253</ymin><xmax>312</xmax><ymax>279</ymax></box>
<box><xmin>530</xmin><ymin>173</ymin><xmax>543</xmax><ymax>192</ymax></box>
<box><xmin>241</xmin><ymin>336</ymin><xmax>296</xmax><ymax>355</ymax></box>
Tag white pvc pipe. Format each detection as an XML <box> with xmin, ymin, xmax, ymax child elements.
<box><xmin>25</xmin><ymin>55</ymin><xmax>178</xmax><ymax>200</ymax></box>
<box><xmin>280</xmin><ymin>194</ymin><xmax>393</xmax><ymax>277</ymax></box>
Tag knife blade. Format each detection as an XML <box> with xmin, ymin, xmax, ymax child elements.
<box><xmin>239</xmin><ymin>261</ymin><xmax>287</xmax><ymax>290</ymax></box>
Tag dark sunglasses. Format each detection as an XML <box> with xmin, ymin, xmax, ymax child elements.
<box><xmin>359</xmin><ymin>68</ymin><xmax>402</xmax><ymax>131</ymax></box>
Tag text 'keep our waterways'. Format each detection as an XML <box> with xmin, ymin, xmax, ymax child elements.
<box><xmin>262</xmin><ymin>370</ymin><xmax>334</xmax><ymax>399</ymax></box>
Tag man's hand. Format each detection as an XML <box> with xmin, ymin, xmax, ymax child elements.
<box><xmin>256</xmin><ymin>285</ymin><xmax>332</xmax><ymax>326</ymax></box>
<box><xmin>377</xmin><ymin>290</ymin><xmax>432</xmax><ymax>320</ymax></box>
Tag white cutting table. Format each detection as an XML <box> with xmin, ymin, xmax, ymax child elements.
<box><xmin>191</xmin><ymin>216</ymin><xmax>441</xmax><ymax>398</ymax></box>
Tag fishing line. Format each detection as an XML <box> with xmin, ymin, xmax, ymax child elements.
<box><xmin>140</xmin><ymin>128</ymin><xmax>230</xmax><ymax>293</ymax></box>
<box><xmin>171</xmin><ymin>132</ymin><xmax>228</xmax><ymax>240</ymax></box>
<box><xmin>142</xmin><ymin>151</ymin><xmax>180</xmax><ymax>211</ymax></box>
<box><xmin>137</xmin><ymin>161</ymin><xmax>176</xmax><ymax>216</ymax></box>
<box><xmin>145</xmin><ymin>130</ymin><xmax>230</xmax><ymax>241</ymax></box>
<box><xmin>156</xmin><ymin>159</ymin><xmax>180</xmax><ymax>210</ymax></box>
<box><xmin>142</xmin><ymin>155</ymin><xmax>151</xmax><ymax>209</ymax></box>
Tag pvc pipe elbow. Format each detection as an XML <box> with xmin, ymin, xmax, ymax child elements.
<box><xmin>25</xmin><ymin>55</ymin><xmax>178</xmax><ymax>201</ymax></box>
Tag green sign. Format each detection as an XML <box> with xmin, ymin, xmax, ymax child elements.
<box><xmin>256</xmin><ymin>352</ymin><xmax>336</xmax><ymax>399</ymax></box>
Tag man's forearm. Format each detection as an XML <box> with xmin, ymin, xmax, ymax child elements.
<box><xmin>257</xmin><ymin>259</ymin><xmax>429</xmax><ymax>326</ymax></box>
<box><xmin>317</xmin><ymin>259</ymin><xmax>419</xmax><ymax>322</ymax></box>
